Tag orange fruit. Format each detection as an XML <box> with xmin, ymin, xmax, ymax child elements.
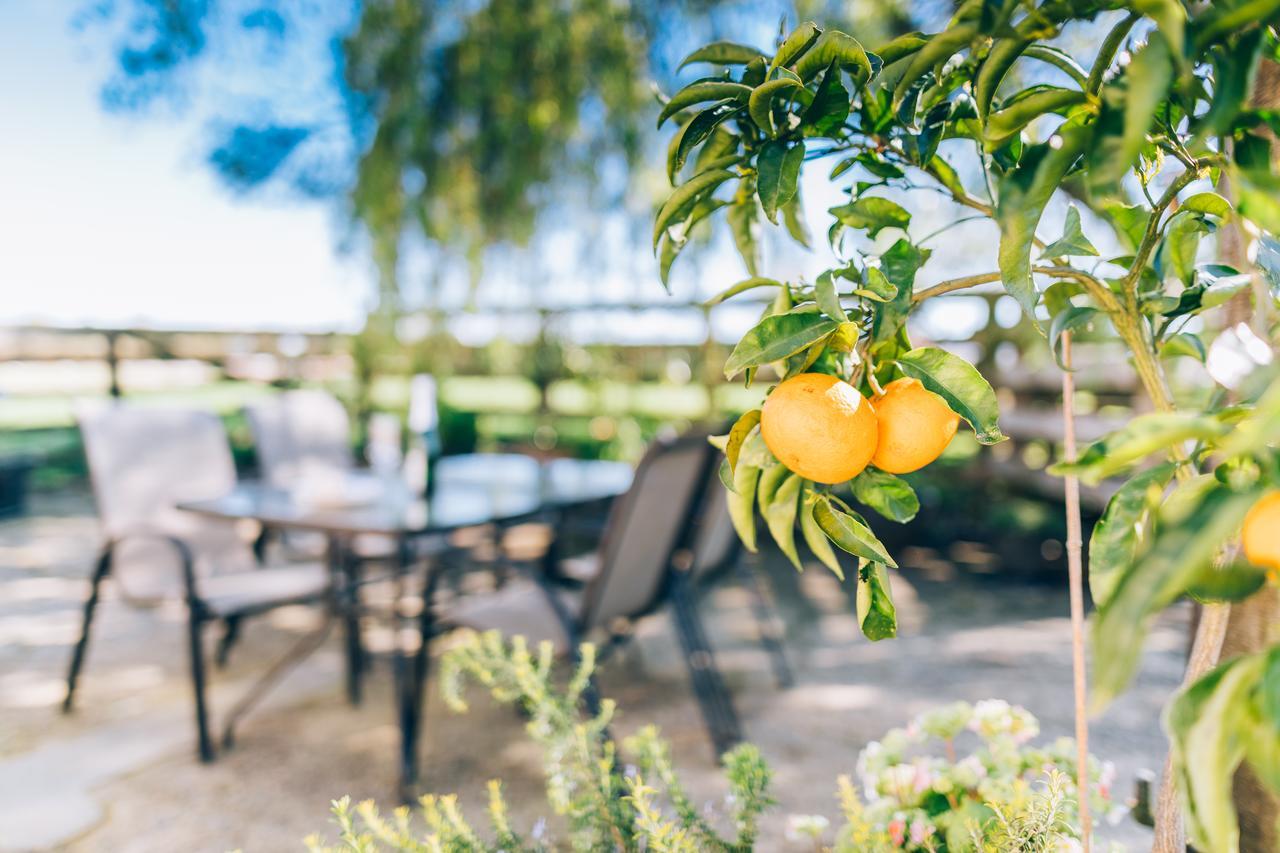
<box><xmin>760</xmin><ymin>373</ymin><xmax>878</xmax><ymax>484</ymax></box>
<box><xmin>1242</xmin><ymin>491</ymin><xmax>1280</xmax><ymax>572</ymax></box>
<box><xmin>870</xmin><ymin>377</ymin><xmax>960</xmax><ymax>474</ymax></box>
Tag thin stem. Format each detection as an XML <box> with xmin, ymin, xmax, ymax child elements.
<box><xmin>911</xmin><ymin>272</ymin><xmax>1002</xmax><ymax>303</ymax></box>
<box><xmin>1060</xmin><ymin>330</ymin><xmax>1093</xmax><ymax>853</ymax></box>
<box><xmin>917</xmin><ymin>214</ymin><xmax>989</xmax><ymax>246</ymax></box>
<box><xmin>1122</xmin><ymin>165</ymin><xmax>1207</xmax><ymax>305</ymax></box>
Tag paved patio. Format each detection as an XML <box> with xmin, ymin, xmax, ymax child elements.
<box><xmin>0</xmin><ymin>490</ymin><xmax>1185</xmax><ymax>851</ymax></box>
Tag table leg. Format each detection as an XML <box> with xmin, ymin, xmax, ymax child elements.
<box><xmin>335</xmin><ymin>537</ymin><xmax>363</xmax><ymax>706</ymax></box>
<box><xmin>397</xmin><ymin>538</ymin><xmax>444</xmax><ymax>804</ymax></box>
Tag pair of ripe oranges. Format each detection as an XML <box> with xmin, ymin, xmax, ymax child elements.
<box><xmin>760</xmin><ymin>371</ymin><xmax>958</xmax><ymax>483</ymax></box>
<box><xmin>761</xmin><ymin>371</ymin><xmax>1280</xmax><ymax>580</ymax></box>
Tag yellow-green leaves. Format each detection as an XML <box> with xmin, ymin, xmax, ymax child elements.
<box><xmin>851</xmin><ymin>468</ymin><xmax>919</xmax><ymax>523</ymax></box>
<box><xmin>800</xmin><ymin>485</ymin><xmax>844</xmax><ymax>579</ymax></box>
<box><xmin>896</xmin><ymin>347</ymin><xmax>1005</xmax><ymax>444</ymax></box>
<box><xmin>759</xmin><ymin>467</ymin><xmax>803</xmax><ymax>570</ymax></box>
<box><xmin>1050</xmin><ymin>412</ymin><xmax>1230</xmax><ymax>485</ymax></box>
<box><xmin>723</xmin><ymin>312</ymin><xmax>838</xmax><ymax>379</ymax></box>
<box><xmin>791</xmin><ymin>31</ymin><xmax>872</xmax><ymax>83</ymax></box>
<box><xmin>756</xmin><ymin>140</ymin><xmax>804</xmax><ymax>223</ymax></box>
<box><xmin>770</xmin><ymin>21</ymin><xmax>821</xmax><ymax>76</ymax></box>
<box><xmin>856</xmin><ymin>562</ymin><xmax>897</xmax><ymax>641</ymax></box>
<box><xmin>748</xmin><ymin>78</ymin><xmax>806</xmax><ymax>136</ymax></box>
<box><xmin>829</xmin><ymin>197</ymin><xmax>911</xmax><ymax>239</ymax></box>
<box><xmin>813</xmin><ymin>270</ymin><xmax>847</xmax><ymax>323</ymax></box>
<box><xmin>724</xmin><ymin>409</ymin><xmax>761</xmax><ymax>473</ymax></box>
<box><xmin>1086</xmin><ymin>32</ymin><xmax>1172</xmax><ymax>198</ymax></box>
<box><xmin>727</xmin><ymin>461</ymin><xmax>760</xmax><ymax>552</ymax></box>
<box><xmin>812</xmin><ymin>495</ymin><xmax>896</xmax><ymax>567</ymax></box>
<box><xmin>1088</xmin><ymin>462</ymin><xmax>1176</xmax><ymax>608</ymax></box>
<box><xmin>653</xmin><ymin>169</ymin><xmax>736</xmax><ymax>249</ymax></box>
<box><xmin>984</xmin><ymin>87</ymin><xmax>1088</xmax><ymax>151</ymax></box>
<box><xmin>704</xmin><ymin>276</ymin><xmax>780</xmax><ymax>306</ymax></box>
<box><xmin>1039</xmin><ymin>205</ymin><xmax>1098</xmax><ymax>260</ymax></box>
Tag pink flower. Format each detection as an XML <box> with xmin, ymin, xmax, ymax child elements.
<box><xmin>909</xmin><ymin>819</ymin><xmax>932</xmax><ymax>844</ymax></box>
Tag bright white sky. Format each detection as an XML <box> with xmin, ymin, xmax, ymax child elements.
<box><xmin>0</xmin><ymin>1</ymin><xmax>374</xmax><ymax>332</ymax></box>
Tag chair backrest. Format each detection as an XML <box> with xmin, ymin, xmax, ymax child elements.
<box><xmin>689</xmin><ymin>472</ymin><xmax>740</xmax><ymax>580</ymax></box>
<box><xmin>579</xmin><ymin>433</ymin><xmax>714</xmax><ymax>630</ymax></box>
<box><xmin>246</xmin><ymin>389</ymin><xmax>352</xmax><ymax>485</ymax></box>
<box><xmin>78</xmin><ymin>405</ymin><xmax>256</xmax><ymax>602</ymax></box>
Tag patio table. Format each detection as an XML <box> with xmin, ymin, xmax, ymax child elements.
<box><xmin>177</xmin><ymin>452</ymin><xmax>632</xmax><ymax>800</ymax></box>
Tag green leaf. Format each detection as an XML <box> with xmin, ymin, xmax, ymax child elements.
<box><xmin>791</xmin><ymin>30</ymin><xmax>871</xmax><ymax>83</ymax></box>
<box><xmin>658</xmin><ymin>197</ymin><xmax>729</xmax><ymax>289</ymax></box>
<box><xmin>1022</xmin><ymin>45</ymin><xmax>1089</xmax><ymax>87</ymax></box>
<box><xmin>1180</xmin><ymin>191</ymin><xmax>1232</xmax><ymax>219</ymax></box>
<box><xmin>802</xmin><ymin>62</ymin><xmax>850</xmax><ymax>136</ymax></box>
<box><xmin>679</xmin><ymin>41</ymin><xmax>766</xmax><ymax>69</ymax></box>
<box><xmin>813</xmin><ymin>495</ymin><xmax>897</xmax><ymax>567</ymax></box>
<box><xmin>996</xmin><ymin>119</ymin><xmax>1093</xmax><ymax>324</ymax></box>
<box><xmin>727</xmin><ymin>463</ymin><xmax>760</xmax><ymax>552</ymax></box>
<box><xmin>1093</xmin><ymin>483</ymin><xmax>1263</xmax><ymax>709</ymax></box>
<box><xmin>1133</xmin><ymin>0</ymin><xmax>1186</xmax><ymax>64</ymax></box>
<box><xmin>1160</xmin><ymin>332</ymin><xmax>1206</xmax><ymax>362</ymax></box>
<box><xmin>851</xmin><ymin>468</ymin><xmax>919</xmax><ymax>523</ymax></box>
<box><xmin>869</xmin><ymin>240</ymin><xmax>927</xmax><ymax>353</ymax></box>
<box><xmin>1086</xmin><ymin>33</ymin><xmax>1172</xmax><ymax>197</ymax></box>
<box><xmin>705</xmin><ymin>276</ymin><xmax>780</xmax><ymax>306</ymax></box>
<box><xmin>1051</xmin><ymin>412</ymin><xmax>1229</xmax><ymax>485</ymax></box>
<box><xmin>875</xmin><ymin>31</ymin><xmax>928</xmax><ymax>67</ymax></box>
<box><xmin>1039</xmin><ymin>204</ymin><xmax>1098</xmax><ymax>259</ymax></box>
<box><xmin>856</xmin><ymin>562</ymin><xmax>897</xmax><ymax>641</ymax></box>
<box><xmin>760</xmin><ymin>469</ymin><xmax>803</xmax><ymax>570</ymax></box>
<box><xmin>814</xmin><ymin>270</ymin><xmax>847</xmax><ymax>323</ymax></box>
<box><xmin>928</xmin><ymin>155</ymin><xmax>968</xmax><ymax>200</ymax></box>
<box><xmin>1156</xmin><ymin>210</ymin><xmax>1208</xmax><ymax>286</ymax></box>
<box><xmin>769</xmin><ymin>21</ymin><xmax>821</xmax><ymax>75</ymax></box>
<box><xmin>800</xmin><ymin>486</ymin><xmax>844</xmax><ymax>579</ymax></box>
<box><xmin>657</xmin><ymin>82</ymin><xmax>752</xmax><ymax>129</ymax></box>
<box><xmin>1048</xmin><ymin>305</ymin><xmax>1099</xmax><ymax>370</ymax></box>
<box><xmin>725</xmin><ymin>409</ymin><xmax>761</xmax><ymax>472</ymax></box>
<box><xmin>858</xmin><ymin>267</ymin><xmax>897</xmax><ymax>302</ymax></box>
<box><xmin>891</xmin><ymin>24</ymin><xmax>976</xmax><ymax>113</ymax></box>
<box><xmin>829</xmin><ymin>197</ymin><xmax>911</xmax><ymax>239</ymax></box>
<box><xmin>1185</xmin><ymin>561</ymin><xmax>1268</xmax><ymax>603</ymax></box>
<box><xmin>668</xmin><ymin>104</ymin><xmax>742</xmax><ymax>184</ymax></box>
<box><xmin>1088</xmin><ymin>462</ymin><xmax>1175</xmax><ymax>608</ymax></box>
<box><xmin>781</xmin><ymin>190</ymin><xmax>811</xmax><ymax>248</ymax></box>
<box><xmin>727</xmin><ymin>183</ymin><xmax>761</xmax><ymax>274</ymax></box>
<box><xmin>757</xmin><ymin>140</ymin><xmax>804</xmax><ymax>223</ymax></box>
<box><xmin>748</xmin><ymin>78</ymin><xmax>805</xmax><ymax>136</ymax></box>
<box><xmin>984</xmin><ymin>87</ymin><xmax>1088</xmax><ymax>150</ymax></box>
<box><xmin>724</xmin><ymin>312</ymin><xmax>839</xmax><ymax>378</ymax></box>
<box><xmin>736</xmin><ymin>426</ymin><xmax>775</xmax><ymax>469</ymax></box>
<box><xmin>975</xmin><ymin>37</ymin><xmax>1030</xmax><ymax>120</ymax></box>
<box><xmin>653</xmin><ymin>170</ymin><xmax>736</xmax><ymax>249</ymax></box>
<box><xmin>895</xmin><ymin>347</ymin><xmax>1005</xmax><ymax>444</ymax></box>
<box><xmin>1105</xmin><ymin>203</ymin><xmax>1150</xmax><ymax>252</ymax></box>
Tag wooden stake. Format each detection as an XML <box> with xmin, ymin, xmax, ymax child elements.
<box><xmin>1061</xmin><ymin>330</ymin><xmax>1093</xmax><ymax>851</ymax></box>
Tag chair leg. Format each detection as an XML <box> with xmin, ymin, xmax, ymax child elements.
<box><xmin>341</xmin><ymin>555</ymin><xmax>364</xmax><ymax>706</ymax></box>
<box><xmin>187</xmin><ymin>610</ymin><xmax>215</xmax><ymax>763</ymax></box>
<box><xmin>63</xmin><ymin>549</ymin><xmax>110</xmax><ymax>713</ymax></box>
<box><xmin>215</xmin><ymin>616</ymin><xmax>242</xmax><ymax>669</ymax></box>
<box><xmin>668</xmin><ymin>573</ymin><xmax>742</xmax><ymax>758</ymax></box>
<box><xmin>737</xmin><ymin>556</ymin><xmax>794</xmax><ymax>689</ymax></box>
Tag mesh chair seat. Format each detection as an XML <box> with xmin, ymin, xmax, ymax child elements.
<box><xmin>446</xmin><ymin>580</ymin><xmax>581</xmax><ymax>654</ymax></box>
<box><xmin>197</xmin><ymin>563</ymin><xmax>331</xmax><ymax>618</ymax></box>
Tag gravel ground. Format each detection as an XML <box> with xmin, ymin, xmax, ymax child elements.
<box><xmin>0</xmin><ymin>490</ymin><xmax>1185</xmax><ymax>852</ymax></box>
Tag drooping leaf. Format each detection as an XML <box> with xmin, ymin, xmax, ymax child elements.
<box><xmin>858</xmin><ymin>267</ymin><xmax>897</xmax><ymax>302</ymax></box>
<box><xmin>705</xmin><ymin>276</ymin><xmax>781</xmax><ymax>306</ymax></box>
<box><xmin>856</xmin><ymin>562</ymin><xmax>897</xmax><ymax>641</ymax></box>
<box><xmin>727</xmin><ymin>462</ymin><xmax>761</xmax><ymax>551</ymax></box>
<box><xmin>1051</xmin><ymin>412</ymin><xmax>1229</xmax><ymax>485</ymax></box>
<box><xmin>895</xmin><ymin>347</ymin><xmax>1005</xmax><ymax>444</ymax></box>
<box><xmin>781</xmin><ymin>190</ymin><xmax>811</xmax><ymax>248</ymax></box>
<box><xmin>760</xmin><ymin>469</ymin><xmax>803</xmax><ymax>570</ymax></box>
<box><xmin>852</xmin><ymin>468</ymin><xmax>919</xmax><ymax>523</ymax></box>
<box><xmin>975</xmin><ymin>37</ymin><xmax>1030</xmax><ymax>120</ymax></box>
<box><xmin>724</xmin><ymin>312</ymin><xmax>839</xmax><ymax>378</ymax></box>
<box><xmin>668</xmin><ymin>104</ymin><xmax>743</xmax><ymax>184</ymax></box>
<box><xmin>814</xmin><ymin>270</ymin><xmax>848</xmax><ymax>323</ymax></box>
<box><xmin>813</xmin><ymin>495</ymin><xmax>897</xmax><ymax>566</ymax></box>
<box><xmin>1092</xmin><ymin>483</ymin><xmax>1263</xmax><ymax>708</ymax></box>
<box><xmin>1086</xmin><ymin>32</ymin><xmax>1172</xmax><ymax>197</ymax></box>
<box><xmin>757</xmin><ymin>140</ymin><xmax>804</xmax><ymax>223</ymax></box>
<box><xmin>792</xmin><ymin>30</ymin><xmax>871</xmax><ymax>83</ymax></box>
<box><xmin>1180</xmin><ymin>191</ymin><xmax>1232</xmax><ymax>219</ymax></box>
<box><xmin>657</xmin><ymin>82</ymin><xmax>752</xmax><ymax>128</ymax></box>
<box><xmin>829</xmin><ymin>197</ymin><xmax>911</xmax><ymax>239</ymax></box>
<box><xmin>725</xmin><ymin>409</ymin><xmax>762</xmax><ymax>472</ymax></box>
<box><xmin>1155</xmin><ymin>210</ymin><xmax>1209</xmax><ymax>286</ymax></box>
<box><xmin>1040</xmin><ymin>204</ymin><xmax>1099</xmax><ymax>259</ymax></box>
<box><xmin>653</xmin><ymin>170</ymin><xmax>736</xmax><ymax>249</ymax></box>
<box><xmin>997</xmin><ymin>119</ymin><xmax>1093</xmax><ymax>323</ymax></box>
<box><xmin>769</xmin><ymin>21</ymin><xmax>821</xmax><ymax>75</ymax></box>
<box><xmin>870</xmin><ymin>240</ymin><xmax>927</xmax><ymax>350</ymax></box>
<box><xmin>736</xmin><ymin>425</ymin><xmax>775</xmax><ymax>469</ymax></box>
<box><xmin>1133</xmin><ymin>0</ymin><xmax>1186</xmax><ymax>64</ymax></box>
<box><xmin>679</xmin><ymin>41</ymin><xmax>767</xmax><ymax>69</ymax></box>
<box><xmin>802</xmin><ymin>61</ymin><xmax>851</xmax><ymax>136</ymax></box>
<box><xmin>1088</xmin><ymin>462</ymin><xmax>1176</xmax><ymax>608</ymax></box>
<box><xmin>727</xmin><ymin>181</ymin><xmax>761</xmax><ymax>274</ymax></box>
<box><xmin>1160</xmin><ymin>332</ymin><xmax>1207</xmax><ymax>362</ymax></box>
<box><xmin>891</xmin><ymin>24</ymin><xmax>977</xmax><ymax>113</ymax></box>
<box><xmin>1048</xmin><ymin>305</ymin><xmax>1100</xmax><ymax>370</ymax></box>
<box><xmin>800</xmin><ymin>486</ymin><xmax>844</xmax><ymax>579</ymax></box>
<box><xmin>984</xmin><ymin>87</ymin><xmax>1088</xmax><ymax>150</ymax></box>
<box><xmin>748</xmin><ymin>78</ymin><xmax>806</xmax><ymax>136</ymax></box>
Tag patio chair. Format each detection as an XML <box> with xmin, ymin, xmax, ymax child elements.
<box><xmin>436</xmin><ymin>432</ymin><xmax>791</xmax><ymax>756</ymax></box>
<box><xmin>63</xmin><ymin>406</ymin><xmax>347</xmax><ymax>762</ymax></box>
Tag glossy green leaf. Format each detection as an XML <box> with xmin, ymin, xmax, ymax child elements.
<box><xmin>1133</xmin><ymin>0</ymin><xmax>1186</xmax><ymax>63</ymax></box>
<box><xmin>769</xmin><ymin>21</ymin><xmax>821</xmax><ymax>75</ymax></box>
<box><xmin>800</xmin><ymin>486</ymin><xmax>844</xmax><ymax>579</ymax></box>
<box><xmin>748</xmin><ymin>78</ymin><xmax>805</xmax><ymax>136</ymax></box>
<box><xmin>653</xmin><ymin>169</ymin><xmax>736</xmax><ymax>249</ymax></box>
<box><xmin>757</xmin><ymin>140</ymin><xmax>804</xmax><ymax>223</ymax></box>
<box><xmin>856</xmin><ymin>562</ymin><xmax>897</xmax><ymax>641</ymax></box>
<box><xmin>1088</xmin><ymin>462</ymin><xmax>1175</xmax><ymax>608</ymax></box>
<box><xmin>1186</xmin><ymin>561</ymin><xmax>1268</xmax><ymax>603</ymax></box>
<box><xmin>1039</xmin><ymin>205</ymin><xmax>1099</xmax><ymax>259</ymax></box>
<box><xmin>802</xmin><ymin>62</ymin><xmax>850</xmax><ymax>136</ymax></box>
<box><xmin>1180</xmin><ymin>191</ymin><xmax>1232</xmax><ymax>219</ymax></box>
<box><xmin>996</xmin><ymin>119</ymin><xmax>1093</xmax><ymax>323</ymax></box>
<box><xmin>858</xmin><ymin>267</ymin><xmax>897</xmax><ymax>302</ymax></box>
<box><xmin>895</xmin><ymin>347</ymin><xmax>1004</xmax><ymax>444</ymax></box>
<box><xmin>1048</xmin><ymin>306</ymin><xmax>1099</xmax><ymax>370</ymax></box>
<box><xmin>1086</xmin><ymin>33</ymin><xmax>1172</xmax><ymax>197</ymax></box>
<box><xmin>724</xmin><ymin>312</ymin><xmax>839</xmax><ymax>378</ymax></box>
<box><xmin>727</xmin><ymin>462</ymin><xmax>760</xmax><ymax>552</ymax></box>
<box><xmin>829</xmin><ymin>197</ymin><xmax>911</xmax><ymax>239</ymax></box>
<box><xmin>1160</xmin><ymin>332</ymin><xmax>1207</xmax><ymax>362</ymax></box>
<box><xmin>875</xmin><ymin>31</ymin><xmax>928</xmax><ymax>67</ymax></box>
<box><xmin>813</xmin><ymin>495</ymin><xmax>897</xmax><ymax>566</ymax></box>
<box><xmin>736</xmin><ymin>425</ymin><xmax>775</xmax><ymax>469</ymax></box>
<box><xmin>984</xmin><ymin>87</ymin><xmax>1088</xmax><ymax>150</ymax></box>
<box><xmin>791</xmin><ymin>30</ymin><xmax>871</xmax><ymax>83</ymax></box>
<box><xmin>657</xmin><ymin>82</ymin><xmax>752</xmax><ymax>129</ymax></box>
<box><xmin>814</xmin><ymin>270</ymin><xmax>847</xmax><ymax>323</ymax></box>
<box><xmin>892</xmin><ymin>25</ymin><xmax>976</xmax><ymax>112</ymax></box>
<box><xmin>1051</xmin><ymin>412</ymin><xmax>1229</xmax><ymax>485</ymax></box>
<box><xmin>725</xmin><ymin>409</ymin><xmax>761</xmax><ymax>473</ymax></box>
<box><xmin>975</xmin><ymin>37</ymin><xmax>1029</xmax><ymax>120</ymax></box>
<box><xmin>705</xmin><ymin>276</ymin><xmax>780</xmax><ymax>306</ymax></box>
<box><xmin>928</xmin><ymin>155</ymin><xmax>968</xmax><ymax>200</ymax></box>
<box><xmin>678</xmin><ymin>41</ymin><xmax>766</xmax><ymax>69</ymax></box>
<box><xmin>1022</xmin><ymin>45</ymin><xmax>1089</xmax><ymax>87</ymax></box>
<box><xmin>1156</xmin><ymin>210</ymin><xmax>1208</xmax><ymax>286</ymax></box>
<box><xmin>870</xmin><ymin>240</ymin><xmax>928</xmax><ymax>350</ymax></box>
<box><xmin>727</xmin><ymin>182</ymin><xmax>761</xmax><ymax>275</ymax></box>
<box><xmin>760</xmin><ymin>469</ymin><xmax>803</xmax><ymax>570</ymax></box>
<box><xmin>668</xmin><ymin>104</ymin><xmax>742</xmax><ymax>184</ymax></box>
<box><xmin>851</xmin><ymin>468</ymin><xmax>919</xmax><ymax>523</ymax></box>
<box><xmin>1092</xmin><ymin>483</ymin><xmax>1263</xmax><ymax>709</ymax></box>
<box><xmin>782</xmin><ymin>190</ymin><xmax>811</xmax><ymax>248</ymax></box>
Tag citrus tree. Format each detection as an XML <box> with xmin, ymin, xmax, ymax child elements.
<box><xmin>656</xmin><ymin>3</ymin><xmax>1280</xmax><ymax>850</ymax></box>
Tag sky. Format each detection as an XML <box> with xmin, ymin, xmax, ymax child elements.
<box><xmin>0</xmin><ymin>1</ymin><xmax>374</xmax><ymax>332</ymax></box>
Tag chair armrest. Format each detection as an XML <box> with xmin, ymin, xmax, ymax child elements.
<box><xmin>103</xmin><ymin>527</ymin><xmax>200</xmax><ymax>605</ymax></box>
